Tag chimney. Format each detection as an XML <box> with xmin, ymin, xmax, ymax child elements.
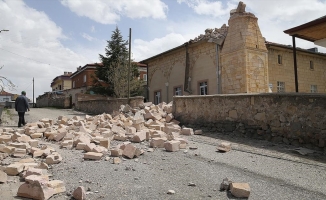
<box><xmin>64</xmin><ymin>71</ymin><xmax>67</xmax><ymax>75</ymax></box>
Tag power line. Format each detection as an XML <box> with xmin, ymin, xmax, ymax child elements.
<box><xmin>0</xmin><ymin>47</ymin><xmax>50</xmax><ymax>65</ymax></box>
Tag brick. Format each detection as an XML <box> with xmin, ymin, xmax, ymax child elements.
<box><xmin>123</xmin><ymin>144</ymin><xmax>137</xmax><ymax>159</ymax></box>
<box><xmin>6</xmin><ymin>163</ymin><xmax>25</xmax><ymax>176</ymax></box>
<box><xmin>84</xmin><ymin>152</ymin><xmax>103</xmax><ymax>160</ymax></box>
<box><xmin>181</xmin><ymin>128</ymin><xmax>194</xmax><ymax>135</ymax></box>
<box><xmin>217</xmin><ymin>142</ymin><xmax>231</xmax><ymax>152</ymax></box>
<box><xmin>230</xmin><ymin>183</ymin><xmax>250</xmax><ymax>198</ymax></box>
<box><xmin>164</xmin><ymin>141</ymin><xmax>181</xmax><ymax>152</ymax></box>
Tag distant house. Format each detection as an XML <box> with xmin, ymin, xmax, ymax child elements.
<box><xmin>0</xmin><ymin>90</ymin><xmax>13</xmax><ymax>103</ymax></box>
<box><xmin>51</xmin><ymin>71</ymin><xmax>73</xmax><ymax>91</ymax></box>
<box><xmin>70</xmin><ymin>63</ymin><xmax>103</xmax><ymax>91</ymax></box>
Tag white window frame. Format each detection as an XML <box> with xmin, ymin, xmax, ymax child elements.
<box><xmin>174</xmin><ymin>86</ymin><xmax>182</xmax><ymax>96</ymax></box>
<box><xmin>310</xmin><ymin>85</ymin><xmax>317</xmax><ymax>93</ymax></box>
<box><xmin>277</xmin><ymin>81</ymin><xmax>285</xmax><ymax>93</ymax></box>
<box><xmin>199</xmin><ymin>81</ymin><xmax>208</xmax><ymax>95</ymax></box>
<box><xmin>154</xmin><ymin>91</ymin><xmax>161</xmax><ymax>104</ymax></box>
<box><xmin>83</xmin><ymin>75</ymin><xmax>87</xmax><ymax>83</ymax></box>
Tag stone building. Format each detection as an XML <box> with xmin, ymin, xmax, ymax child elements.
<box><xmin>141</xmin><ymin>2</ymin><xmax>326</xmax><ymax>104</ymax></box>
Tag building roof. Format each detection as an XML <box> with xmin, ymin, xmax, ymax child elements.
<box><xmin>284</xmin><ymin>15</ymin><xmax>326</xmax><ymax>42</ymax></box>
<box><xmin>265</xmin><ymin>41</ymin><xmax>326</xmax><ymax>56</ymax></box>
<box><xmin>0</xmin><ymin>90</ymin><xmax>15</xmax><ymax>96</ymax></box>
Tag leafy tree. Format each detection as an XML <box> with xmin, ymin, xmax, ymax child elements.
<box><xmin>91</xmin><ymin>27</ymin><xmax>144</xmax><ymax>97</ymax></box>
<box><xmin>0</xmin><ymin>65</ymin><xmax>15</xmax><ymax>91</ymax></box>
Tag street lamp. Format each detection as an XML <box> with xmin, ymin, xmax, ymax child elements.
<box><xmin>0</xmin><ymin>29</ymin><xmax>9</xmax><ymax>33</ymax></box>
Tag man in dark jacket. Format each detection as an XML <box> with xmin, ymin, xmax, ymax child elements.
<box><xmin>15</xmin><ymin>91</ymin><xmax>30</xmax><ymax>127</ymax></box>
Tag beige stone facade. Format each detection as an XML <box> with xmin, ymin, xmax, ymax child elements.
<box><xmin>141</xmin><ymin>2</ymin><xmax>326</xmax><ymax>103</ymax></box>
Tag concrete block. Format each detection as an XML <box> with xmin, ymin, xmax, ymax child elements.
<box><xmin>110</xmin><ymin>149</ymin><xmax>123</xmax><ymax>157</ymax></box>
<box><xmin>76</xmin><ymin>143</ymin><xmax>87</xmax><ymax>150</ymax></box>
<box><xmin>217</xmin><ymin>142</ymin><xmax>231</xmax><ymax>152</ymax></box>
<box><xmin>0</xmin><ymin>135</ymin><xmax>12</xmax><ymax>143</ymax></box>
<box><xmin>132</xmin><ymin>131</ymin><xmax>146</xmax><ymax>143</ymax></box>
<box><xmin>150</xmin><ymin>138</ymin><xmax>167</xmax><ymax>148</ymax></box>
<box><xmin>45</xmin><ymin>153</ymin><xmax>62</xmax><ymax>164</ymax></box>
<box><xmin>99</xmin><ymin>138</ymin><xmax>110</xmax><ymax>149</ymax></box>
<box><xmin>6</xmin><ymin>163</ymin><xmax>24</xmax><ymax>176</ymax></box>
<box><xmin>84</xmin><ymin>143</ymin><xmax>96</xmax><ymax>152</ymax></box>
<box><xmin>28</xmin><ymin>139</ymin><xmax>38</xmax><ymax>148</ymax></box>
<box><xmin>30</xmin><ymin>132</ymin><xmax>43</xmax><ymax>139</ymax></box>
<box><xmin>181</xmin><ymin>128</ymin><xmax>194</xmax><ymax>135</ymax></box>
<box><xmin>194</xmin><ymin>130</ymin><xmax>203</xmax><ymax>135</ymax></box>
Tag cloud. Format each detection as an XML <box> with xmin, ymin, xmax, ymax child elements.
<box><xmin>81</xmin><ymin>33</ymin><xmax>95</xmax><ymax>41</ymax></box>
<box><xmin>133</xmin><ymin>33</ymin><xmax>188</xmax><ymax>61</ymax></box>
<box><xmin>177</xmin><ymin>0</ymin><xmax>237</xmax><ymax>17</ymax></box>
<box><xmin>60</xmin><ymin>0</ymin><xmax>168</xmax><ymax>24</ymax></box>
<box><xmin>0</xmin><ymin>0</ymin><xmax>88</xmax><ymax>100</ymax></box>
<box><xmin>91</xmin><ymin>26</ymin><xmax>95</xmax><ymax>33</ymax></box>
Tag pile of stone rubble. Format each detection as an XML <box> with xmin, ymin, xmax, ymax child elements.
<box><xmin>0</xmin><ymin>102</ymin><xmax>202</xmax><ymax>200</ymax></box>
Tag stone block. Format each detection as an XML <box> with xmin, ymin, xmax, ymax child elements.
<box><xmin>99</xmin><ymin>138</ymin><xmax>110</xmax><ymax>149</ymax></box>
<box><xmin>0</xmin><ymin>144</ymin><xmax>14</xmax><ymax>154</ymax></box>
<box><xmin>113</xmin><ymin>157</ymin><xmax>121</xmax><ymax>164</ymax></box>
<box><xmin>54</xmin><ymin>131</ymin><xmax>66</xmax><ymax>142</ymax></box>
<box><xmin>28</xmin><ymin>139</ymin><xmax>38</xmax><ymax>148</ymax></box>
<box><xmin>181</xmin><ymin>128</ymin><xmax>194</xmax><ymax>136</ymax></box>
<box><xmin>126</xmin><ymin>127</ymin><xmax>137</xmax><ymax>135</ymax></box>
<box><xmin>9</xmin><ymin>142</ymin><xmax>30</xmax><ymax>149</ymax></box>
<box><xmin>48</xmin><ymin>180</ymin><xmax>66</xmax><ymax>195</ymax></box>
<box><xmin>30</xmin><ymin>132</ymin><xmax>43</xmax><ymax>139</ymax></box>
<box><xmin>179</xmin><ymin>143</ymin><xmax>187</xmax><ymax>149</ymax></box>
<box><xmin>84</xmin><ymin>152</ymin><xmax>103</xmax><ymax>160</ymax></box>
<box><xmin>33</xmin><ymin>150</ymin><xmax>44</xmax><ymax>158</ymax></box>
<box><xmin>73</xmin><ymin>135</ymin><xmax>91</xmax><ymax>146</ymax></box>
<box><xmin>123</xmin><ymin>144</ymin><xmax>137</xmax><ymax>159</ymax></box>
<box><xmin>84</xmin><ymin>143</ymin><xmax>96</xmax><ymax>152</ymax></box>
<box><xmin>150</xmin><ymin>138</ymin><xmax>167</xmax><ymax>148</ymax></box>
<box><xmin>23</xmin><ymin>167</ymin><xmax>43</xmax><ymax>178</ymax></box>
<box><xmin>230</xmin><ymin>183</ymin><xmax>250</xmax><ymax>198</ymax></box>
<box><xmin>19</xmin><ymin>158</ymin><xmax>35</xmax><ymax>163</ymax></box>
<box><xmin>37</xmin><ymin>162</ymin><xmax>49</xmax><ymax>170</ymax></box>
<box><xmin>76</xmin><ymin>143</ymin><xmax>86</xmax><ymax>150</ymax></box>
<box><xmin>0</xmin><ymin>170</ymin><xmax>7</xmax><ymax>183</ymax></box>
<box><xmin>6</xmin><ymin>163</ymin><xmax>24</xmax><ymax>176</ymax></box>
<box><xmin>165</xmin><ymin>113</ymin><xmax>173</xmax><ymax>123</ymax></box>
<box><xmin>73</xmin><ymin>186</ymin><xmax>86</xmax><ymax>200</ymax></box>
<box><xmin>13</xmin><ymin>148</ymin><xmax>27</xmax><ymax>157</ymax></box>
<box><xmin>0</xmin><ymin>135</ymin><xmax>12</xmax><ymax>143</ymax></box>
<box><xmin>194</xmin><ymin>130</ymin><xmax>203</xmax><ymax>135</ymax></box>
<box><xmin>16</xmin><ymin>135</ymin><xmax>31</xmax><ymax>143</ymax></box>
<box><xmin>164</xmin><ymin>141</ymin><xmax>181</xmax><ymax>152</ymax></box>
<box><xmin>45</xmin><ymin>153</ymin><xmax>62</xmax><ymax>164</ymax></box>
<box><xmin>217</xmin><ymin>142</ymin><xmax>231</xmax><ymax>152</ymax></box>
<box><xmin>110</xmin><ymin>148</ymin><xmax>123</xmax><ymax>157</ymax></box>
<box><xmin>132</xmin><ymin>131</ymin><xmax>146</xmax><ymax>143</ymax></box>
<box><xmin>17</xmin><ymin>175</ymin><xmax>55</xmax><ymax>200</ymax></box>
<box><xmin>60</xmin><ymin>140</ymin><xmax>73</xmax><ymax>149</ymax></box>
<box><xmin>92</xmin><ymin>146</ymin><xmax>107</xmax><ymax>154</ymax></box>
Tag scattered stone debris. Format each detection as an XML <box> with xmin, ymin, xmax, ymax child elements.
<box><xmin>0</xmin><ymin>101</ymin><xmax>201</xmax><ymax>199</ymax></box>
<box><xmin>216</xmin><ymin>142</ymin><xmax>231</xmax><ymax>152</ymax></box>
<box><xmin>188</xmin><ymin>182</ymin><xmax>196</xmax><ymax>186</ymax></box>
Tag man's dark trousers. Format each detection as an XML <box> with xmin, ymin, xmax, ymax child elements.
<box><xmin>18</xmin><ymin>112</ymin><xmax>26</xmax><ymax>127</ymax></box>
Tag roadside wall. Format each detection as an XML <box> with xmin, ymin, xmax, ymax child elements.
<box><xmin>75</xmin><ymin>93</ymin><xmax>144</xmax><ymax>114</ymax></box>
<box><xmin>173</xmin><ymin>93</ymin><xmax>326</xmax><ymax>150</ymax></box>
<box><xmin>36</xmin><ymin>93</ymin><xmax>71</xmax><ymax>108</ymax></box>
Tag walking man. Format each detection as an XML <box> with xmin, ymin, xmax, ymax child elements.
<box><xmin>15</xmin><ymin>91</ymin><xmax>30</xmax><ymax>127</ymax></box>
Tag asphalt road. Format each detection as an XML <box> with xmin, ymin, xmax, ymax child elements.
<box><xmin>1</xmin><ymin>108</ymin><xmax>326</xmax><ymax>200</ymax></box>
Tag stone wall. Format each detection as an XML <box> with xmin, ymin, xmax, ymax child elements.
<box><xmin>173</xmin><ymin>93</ymin><xmax>326</xmax><ymax>150</ymax></box>
<box><xmin>36</xmin><ymin>93</ymin><xmax>71</xmax><ymax>108</ymax></box>
<box><xmin>75</xmin><ymin>93</ymin><xmax>144</xmax><ymax>114</ymax></box>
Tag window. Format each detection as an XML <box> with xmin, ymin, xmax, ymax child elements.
<box><xmin>309</xmin><ymin>61</ymin><xmax>314</xmax><ymax>70</ymax></box>
<box><xmin>277</xmin><ymin>55</ymin><xmax>282</xmax><ymax>64</ymax></box>
<box><xmin>174</xmin><ymin>86</ymin><xmax>182</xmax><ymax>96</ymax></box>
<box><xmin>154</xmin><ymin>91</ymin><xmax>161</xmax><ymax>104</ymax></box>
<box><xmin>277</xmin><ymin>81</ymin><xmax>285</xmax><ymax>93</ymax></box>
<box><xmin>143</xmin><ymin>74</ymin><xmax>147</xmax><ymax>81</ymax></box>
<box><xmin>59</xmin><ymin>85</ymin><xmax>62</xmax><ymax>90</ymax></box>
<box><xmin>3</xmin><ymin>98</ymin><xmax>9</xmax><ymax>102</ymax></box>
<box><xmin>311</xmin><ymin>85</ymin><xmax>317</xmax><ymax>93</ymax></box>
<box><xmin>199</xmin><ymin>81</ymin><xmax>208</xmax><ymax>95</ymax></box>
<box><xmin>73</xmin><ymin>81</ymin><xmax>75</xmax><ymax>88</ymax></box>
<box><xmin>83</xmin><ymin>75</ymin><xmax>87</xmax><ymax>83</ymax></box>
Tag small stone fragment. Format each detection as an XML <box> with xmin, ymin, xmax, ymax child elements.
<box><xmin>73</xmin><ymin>186</ymin><xmax>86</xmax><ymax>200</ymax></box>
<box><xmin>230</xmin><ymin>183</ymin><xmax>250</xmax><ymax>198</ymax></box>
<box><xmin>167</xmin><ymin>190</ymin><xmax>175</xmax><ymax>194</ymax></box>
<box><xmin>220</xmin><ymin>177</ymin><xmax>232</xmax><ymax>191</ymax></box>
<box><xmin>217</xmin><ymin>142</ymin><xmax>231</xmax><ymax>152</ymax></box>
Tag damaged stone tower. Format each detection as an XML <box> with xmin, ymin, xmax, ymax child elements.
<box><xmin>221</xmin><ymin>1</ymin><xmax>269</xmax><ymax>93</ymax></box>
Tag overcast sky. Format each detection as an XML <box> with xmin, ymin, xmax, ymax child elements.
<box><xmin>1</xmin><ymin>0</ymin><xmax>325</xmax><ymax>100</ymax></box>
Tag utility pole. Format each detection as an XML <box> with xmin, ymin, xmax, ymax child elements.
<box><xmin>33</xmin><ymin>77</ymin><xmax>34</xmax><ymax>108</ymax></box>
<box><xmin>127</xmin><ymin>28</ymin><xmax>131</xmax><ymax>104</ymax></box>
